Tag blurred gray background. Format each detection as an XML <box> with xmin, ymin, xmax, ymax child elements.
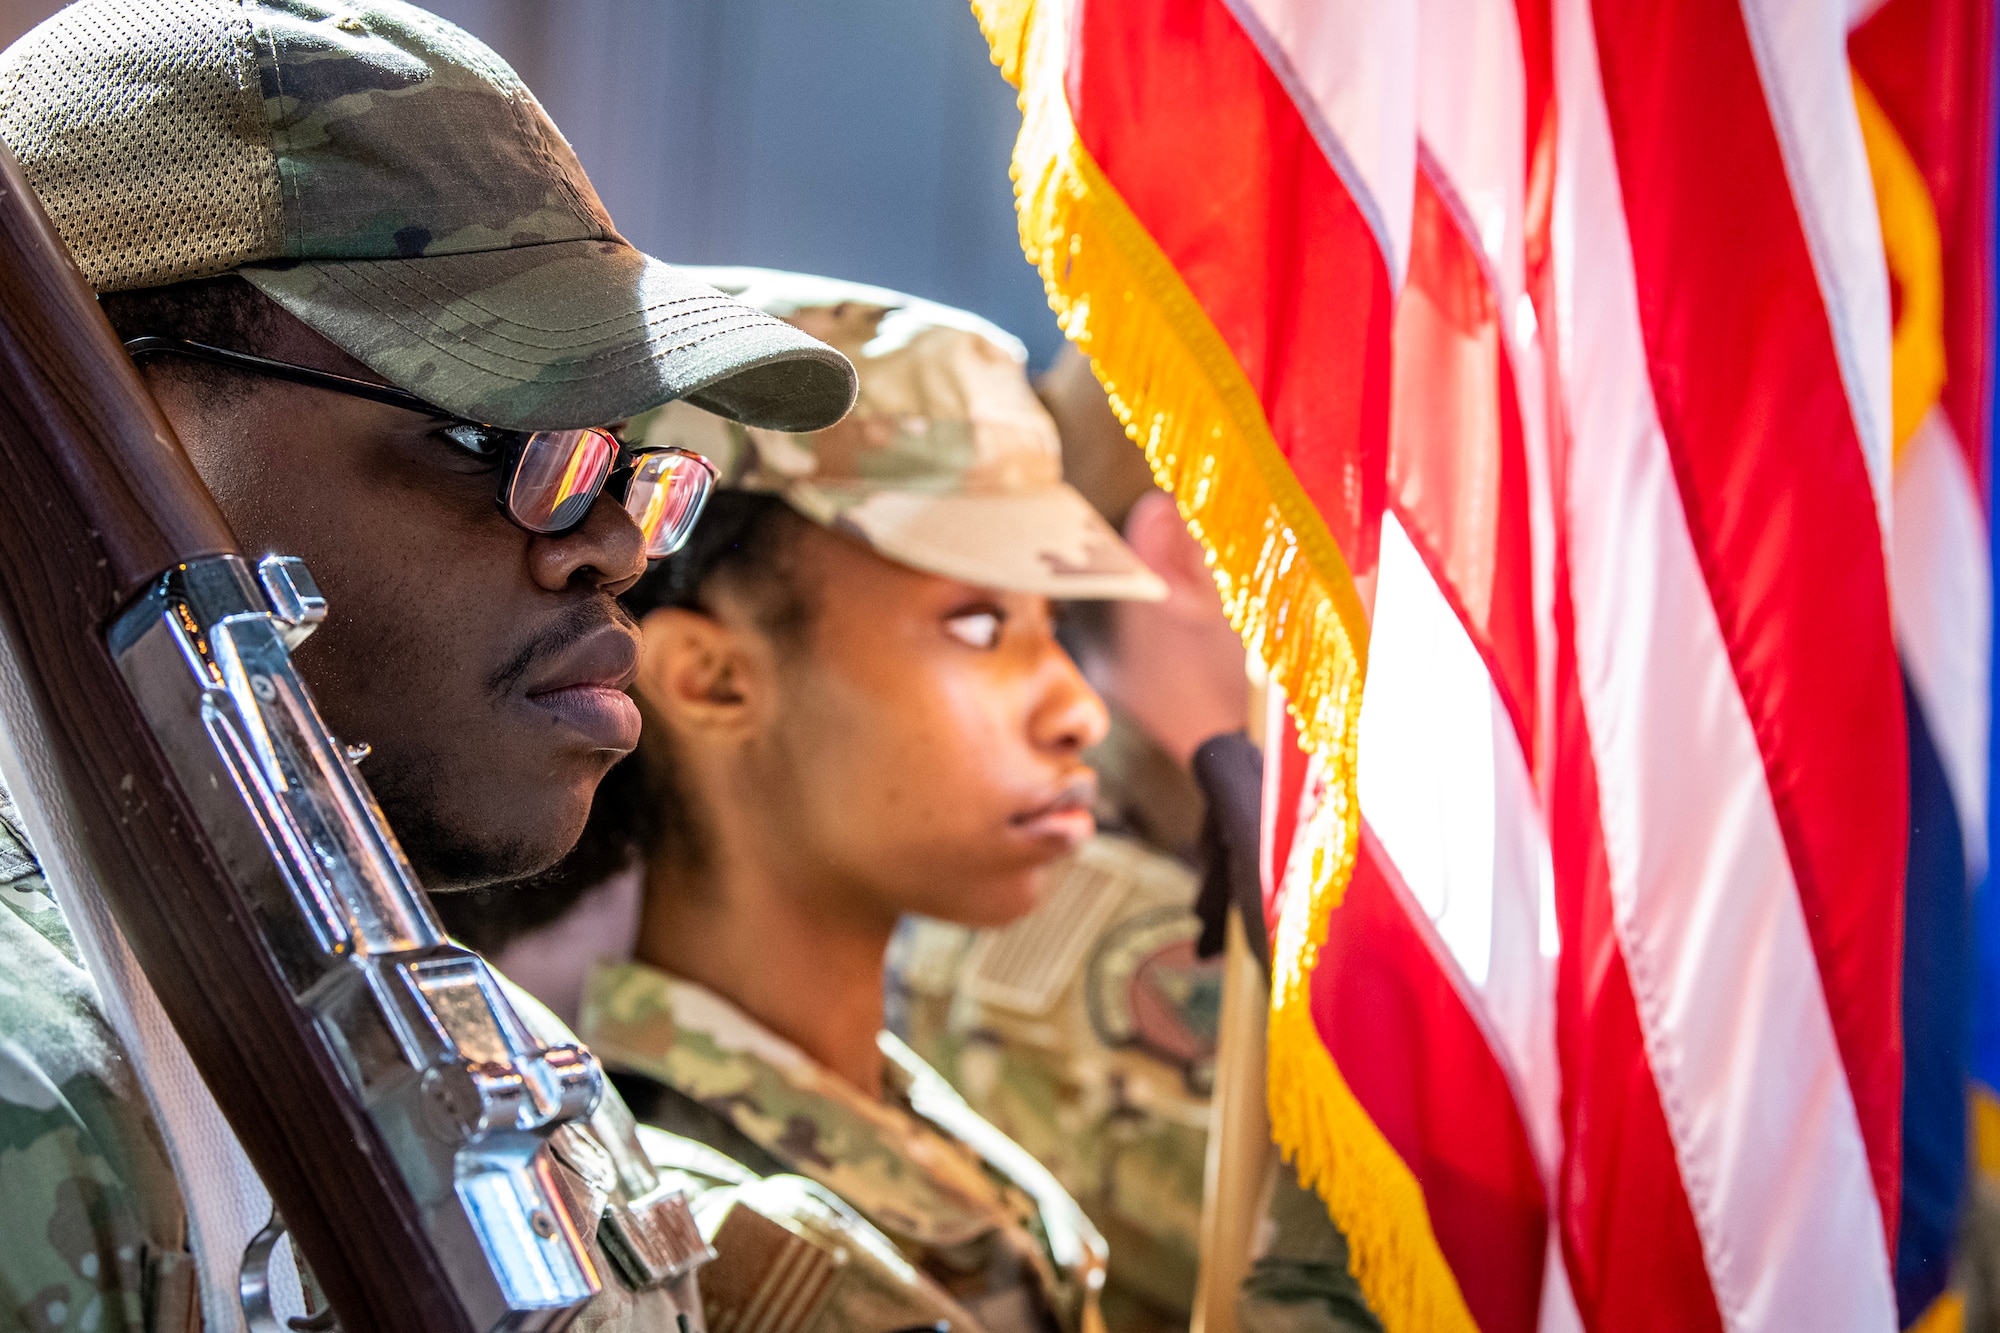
<box><xmin>0</xmin><ymin>0</ymin><xmax>1066</xmax><ymax>366</ymax></box>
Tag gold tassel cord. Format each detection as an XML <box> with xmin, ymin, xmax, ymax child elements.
<box><xmin>970</xmin><ymin>2</ymin><xmax>1481</xmax><ymax>1330</ymax></box>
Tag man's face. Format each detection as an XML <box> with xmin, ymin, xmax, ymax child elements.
<box><xmin>655</xmin><ymin>524</ymin><xmax>1110</xmax><ymax>928</ymax></box>
<box><xmin>146</xmin><ymin>312</ymin><xmax>649</xmax><ymax>890</ymax></box>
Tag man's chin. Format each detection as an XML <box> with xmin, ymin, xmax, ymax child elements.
<box><xmin>372</xmin><ymin>774</ymin><xmax>583</xmax><ymax>894</ymax></box>
<box><xmin>403</xmin><ymin>828</ymin><xmax>569</xmax><ymax>894</ymax></box>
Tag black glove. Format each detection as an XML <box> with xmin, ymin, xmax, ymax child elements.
<box><xmin>1190</xmin><ymin>729</ymin><xmax>1268</xmax><ymax>976</ymax></box>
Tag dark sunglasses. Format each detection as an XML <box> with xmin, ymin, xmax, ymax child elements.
<box><xmin>124</xmin><ymin>335</ymin><xmax>716</xmax><ymax>559</ymax></box>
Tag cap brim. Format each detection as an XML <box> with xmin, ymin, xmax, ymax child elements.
<box><xmin>239</xmin><ymin>240</ymin><xmax>857</xmax><ymax>432</ymax></box>
<box><xmin>787</xmin><ymin>482</ymin><xmax>1168</xmax><ymax>601</ymax></box>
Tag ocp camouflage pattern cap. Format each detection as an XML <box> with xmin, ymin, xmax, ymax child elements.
<box><xmin>0</xmin><ymin>0</ymin><xmax>856</xmax><ymax>432</ymax></box>
<box><xmin>626</xmin><ymin>269</ymin><xmax>1166</xmax><ymax>602</ymax></box>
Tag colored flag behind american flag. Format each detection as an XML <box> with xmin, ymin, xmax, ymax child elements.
<box><xmin>975</xmin><ymin>0</ymin><xmax>1995</xmax><ymax>1330</ymax></box>
<box><xmin>1851</xmin><ymin>3</ymin><xmax>1995</xmax><ymax>1327</ymax></box>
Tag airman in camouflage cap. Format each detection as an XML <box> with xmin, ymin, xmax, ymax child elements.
<box><xmin>0</xmin><ymin>6</ymin><xmax>854</xmax><ymax>1332</ymax></box>
<box><xmin>539</xmin><ymin>274</ymin><xmax>1177</xmax><ymax>1333</ymax></box>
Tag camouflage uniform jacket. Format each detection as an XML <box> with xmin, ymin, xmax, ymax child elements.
<box><xmin>580</xmin><ymin>961</ymin><xmax>1109</xmax><ymax>1333</ymax></box>
<box><xmin>639</xmin><ymin>1126</ymin><xmax>997</xmax><ymax>1333</ymax></box>
<box><xmin>893</xmin><ymin>834</ymin><xmax>1217</xmax><ymax>1333</ymax></box>
<box><xmin>0</xmin><ymin>795</ymin><xmax>190</xmax><ymax>1333</ymax></box>
<box><xmin>0</xmin><ymin>786</ymin><xmax>707</xmax><ymax>1333</ymax></box>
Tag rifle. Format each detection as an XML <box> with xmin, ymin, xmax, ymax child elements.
<box><xmin>0</xmin><ymin>145</ymin><xmax>611</xmax><ymax>1331</ymax></box>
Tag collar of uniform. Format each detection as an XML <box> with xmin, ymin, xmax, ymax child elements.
<box><xmin>884</xmin><ymin>1031</ymin><xmax>1107</xmax><ymax>1282</ymax></box>
<box><xmin>578</xmin><ymin>957</ymin><xmax>1040</xmax><ymax>1251</ymax></box>
<box><xmin>1086</xmin><ymin>707</ymin><xmax>1204</xmax><ymax>865</ymax></box>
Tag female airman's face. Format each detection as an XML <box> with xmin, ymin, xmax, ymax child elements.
<box><xmin>640</xmin><ymin>521</ymin><xmax>1109</xmax><ymax>928</ymax></box>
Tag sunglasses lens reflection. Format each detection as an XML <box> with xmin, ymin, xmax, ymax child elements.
<box><xmin>508</xmin><ymin>430</ymin><xmax>616</xmax><ymax>533</ymax></box>
<box><xmin>624</xmin><ymin>451</ymin><xmax>715</xmax><ymax>557</ymax></box>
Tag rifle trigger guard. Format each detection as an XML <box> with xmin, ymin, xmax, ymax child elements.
<box><xmin>240</xmin><ymin>1209</ymin><xmax>303</xmax><ymax>1333</ymax></box>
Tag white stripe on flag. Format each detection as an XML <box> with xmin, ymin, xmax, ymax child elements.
<box><xmin>1358</xmin><ymin>514</ymin><xmax>1562</xmax><ymax>1180</ymax></box>
<box><xmin>1540</xmin><ymin>1228</ymin><xmax>1586</xmax><ymax>1333</ymax></box>
<box><xmin>1409</xmin><ymin>0</ymin><xmax>1558</xmax><ymax>755</ymax></box>
<box><xmin>1554</xmin><ymin>0</ymin><xmax>1897</xmax><ymax>1325</ymax></box>
<box><xmin>1414</xmin><ymin>0</ymin><xmax>1526</xmax><ymax>302</ymax></box>
<box><xmin>1740</xmin><ymin>0</ymin><xmax>1896</xmax><ymax>526</ymax></box>
<box><xmin>1219</xmin><ymin>0</ymin><xmax>1416</xmax><ymax>287</ymax></box>
<box><xmin>1893</xmin><ymin>407</ymin><xmax>1993</xmax><ymax>877</ymax></box>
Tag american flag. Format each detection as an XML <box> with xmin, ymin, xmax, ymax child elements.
<box><xmin>975</xmin><ymin>0</ymin><xmax>1995</xmax><ymax>1329</ymax></box>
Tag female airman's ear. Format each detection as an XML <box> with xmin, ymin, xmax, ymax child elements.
<box><xmin>635</xmin><ymin>605</ymin><xmax>766</xmax><ymax>733</ymax></box>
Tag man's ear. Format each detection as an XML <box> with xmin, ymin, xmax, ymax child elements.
<box><xmin>1123</xmin><ymin>489</ymin><xmax>1224</xmax><ymax>621</ymax></box>
<box><xmin>635</xmin><ymin>605</ymin><xmax>767</xmax><ymax>735</ymax></box>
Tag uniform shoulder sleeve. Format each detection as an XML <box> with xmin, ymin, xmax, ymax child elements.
<box><xmin>0</xmin><ymin>1040</ymin><xmax>158</xmax><ymax>1333</ymax></box>
<box><xmin>0</xmin><ymin>806</ymin><xmax>186</xmax><ymax>1333</ymax></box>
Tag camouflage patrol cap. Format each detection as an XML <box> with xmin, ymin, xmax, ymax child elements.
<box><xmin>627</xmin><ymin>269</ymin><xmax>1165</xmax><ymax>601</ymax></box>
<box><xmin>0</xmin><ymin>0</ymin><xmax>856</xmax><ymax>432</ymax></box>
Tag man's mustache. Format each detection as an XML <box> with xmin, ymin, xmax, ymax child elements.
<box><xmin>485</xmin><ymin>598</ymin><xmax>638</xmax><ymax>699</ymax></box>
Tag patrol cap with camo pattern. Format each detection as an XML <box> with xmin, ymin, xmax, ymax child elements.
<box><xmin>625</xmin><ymin>269</ymin><xmax>1166</xmax><ymax>602</ymax></box>
<box><xmin>0</xmin><ymin>0</ymin><xmax>857</xmax><ymax>433</ymax></box>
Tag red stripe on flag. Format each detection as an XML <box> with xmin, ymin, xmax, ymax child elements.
<box><xmin>1588</xmin><ymin>0</ymin><xmax>1908</xmax><ymax>1236</ymax></box>
<box><xmin>1317</xmin><ymin>827</ymin><xmax>1548</xmax><ymax>1333</ymax></box>
<box><xmin>1069</xmin><ymin>0</ymin><xmax>1392</xmax><ymax>579</ymax></box>
<box><xmin>1550</xmin><ymin>559</ymin><xmax>1724</xmax><ymax>1333</ymax></box>
<box><xmin>1850</xmin><ymin>0</ymin><xmax>1997</xmax><ymax>495</ymax></box>
<box><xmin>1518</xmin><ymin>0</ymin><xmax>1557</xmax><ymax>310</ymax></box>
<box><xmin>1390</xmin><ymin>162</ymin><xmax>1539</xmax><ymax>756</ymax></box>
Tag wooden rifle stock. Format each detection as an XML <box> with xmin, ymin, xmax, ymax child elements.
<box><xmin>0</xmin><ymin>145</ymin><xmax>475</xmax><ymax>1332</ymax></box>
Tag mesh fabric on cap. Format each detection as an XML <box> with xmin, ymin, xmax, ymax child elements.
<box><xmin>0</xmin><ymin>0</ymin><xmax>283</xmax><ymax>292</ymax></box>
<box><xmin>0</xmin><ymin>2</ymin><xmax>858</xmax><ymax>434</ymax></box>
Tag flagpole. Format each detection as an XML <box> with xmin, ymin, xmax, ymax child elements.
<box><xmin>1191</xmin><ymin>910</ymin><xmax>1273</xmax><ymax>1333</ymax></box>
<box><xmin>1192</xmin><ymin>653</ymin><xmax>1275</xmax><ymax>1333</ymax></box>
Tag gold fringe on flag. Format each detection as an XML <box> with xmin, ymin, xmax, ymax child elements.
<box><xmin>970</xmin><ymin>2</ymin><xmax>1480</xmax><ymax>1330</ymax></box>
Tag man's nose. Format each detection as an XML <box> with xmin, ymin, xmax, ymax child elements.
<box><xmin>1031</xmin><ymin>642</ymin><xmax>1111</xmax><ymax>756</ymax></box>
<box><xmin>526</xmin><ymin>491</ymin><xmax>648</xmax><ymax>595</ymax></box>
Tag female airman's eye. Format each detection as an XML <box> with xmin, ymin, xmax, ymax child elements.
<box><xmin>943</xmin><ymin>609</ymin><xmax>1004</xmax><ymax>650</ymax></box>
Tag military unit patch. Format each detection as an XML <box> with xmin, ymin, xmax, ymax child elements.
<box><xmin>959</xmin><ymin>856</ymin><xmax>1132</xmax><ymax>1016</ymax></box>
<box><xmin>1084</xmin><ymin>908</ymin><xmax>1225</xmax><ymax>1096</ymax></box>
<box><xmin>700</xmin><ymin>1203</ymin><xmax>844</xmax><ymax>1333</ymax></box>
